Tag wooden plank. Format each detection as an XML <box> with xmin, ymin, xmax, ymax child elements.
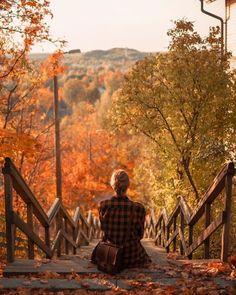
<box><xmin>166</xmin><ymin>225</ymin><xmax>170</xmax><ymax>252</ymax></box>
<box><xmin>76</xmin><ymin>229</ymin><xmax>89</xmax><ymax>246</ymax></box>
<box><xmin>88</xmin><ymin>214</ymin><xmax>94</xmax><ymax>241</ymax></box>
<box><xmin>189</xmin><ymin>162</ymin><xmax>234</xmax><ymax>226</ymax></box>
<box><xmin>165</xmin><ymin>228</ymin><xmax>179</xmax><ymax>248</ymax></box>
<box><xmin>4</xmin><ymin>173</ymin><xmax>14</xmax><ymax>263</ymax></box>
<box><xmin>162</xmin><ymin>208</ymin><xmax>169</xmax><ymax>225</ymax></box>
<box><xmin>56</xmin><ymin>211</ymin><xmax>62</xmax><ymax>257</ymax></box>
<box><xmin>80</xmin><ymin>213</ymin><xmax>89</xmax><ymax>229</ymax></box>
<box><xmin>188</xmin><ymin>225</ymin><xmax>193</xmax><ymax>259</ymax></box>
<box><xmin>204</xmin><ymin>203</ymin><xmax>211</xmax><ymax>259</ymax></box>
<box><xmin>8</xmin><ymin>172</ymin><xmax>49</xmax><ymax>227</ymax></box>
<box><xmin>154</xmin><ymin>229</ymin><xmax>162</xmax><ymax>244</ymax></box>
<box><xmin>179</xmin><ymin>227</ymin><xmax>188</xmax><ymax>256</ymax></box>
<box><xmin>179</xmin><ymin>197</ymin><xmax>192</xmax><ymax>224</ymax></box>
<box><xmin>166</xmin><ymin>201</ymin><xmax>180</xmax><ymax>228</ymax></box>
<box><xmin>188</xmin><ymin>213</ymin><xmax>224</xmax><ymax>256</ymax></box>
<box><xmin>64</xmin><ymin>219</ymin><xmax>69</xmax><ymax>254</ymax></box>
<box><xmin>47</xmin><ymin>198</ymin><xmax>61</xmax><ymax>224</ymax></box>
<box><xmin>87</xmin><ymin>211</ymin><xmax>92</xmax><ymax>226</ymax></box>
<box><xmin>173</xmin><ymin>217</ymin><xmax>177</xmax><ymax>251</ymax></box>
<box><xmin>189</xmin><ymin>178</ymin><xmax>225</xmax><ymax>226</ymax></box>
<box><xmin>51</xmin><ymin>229</ymin><xmax>62</xmax><ymax>254</ymax></box>
<box><xmin>149</xmin><ymin>225</ymin><xmax>155</xmax><ymax>240</ymax></box>
<box><xmin>61</xmin><ymin>230</ymin><xmax>77</xmax><ymax>248</ymax></box>
<box><xmin>3</xmin><ymin>256</ymin><xmax>100</xmax><ymax>275</ymax></box>
<box><xmin>27</xmin><ymin>203</ymin><xmax>34</xmax><ymax>259</ymax></box>
<box><xmin>151</xmin><ymin>209</ymin><xmax>157</xmax><ymax>225</ymax></box>
<box><xmin>73</xmin><ymin>207</ymin><xmax>81</xmax><ymax>224</ymax></box>
<box><xmin>180</xmin><ymin>211</ymin><xmax>185</xmax><ymax>255</ymax></box>
<box><xmin>12</xmin><ymin>213</ymin><xmax>52</xmax><ymax>258</ymax></box>
<box><xmin>159</xmin><ymin>220</ymin><xmax>162</xmax><ymax>245</ymax></box>
<box><xmin>72</xmin><ymin>227</ymin><xmax>77</xmax><ymax>254</ymax></box>
<box><xmin>221</xmin><ymin>174</ymin><xmax>233</xmax><ymax>262</ymax></box>
<box><xmin>45</xmin><ymin>226</ymin><xmax>50</xmax><ymax>259</ymax></box>
<box><xmin>3</xmin><ymin>158</ymin><xmax>49</xmax><ymax>227</ymax></box>
<box><xmin>60</xmin><ymin>205</ymin><xmax>76</xmax><ymax>229</ymax></box>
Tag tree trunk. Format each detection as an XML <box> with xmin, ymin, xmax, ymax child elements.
<box><xmin>182</xmin><ymin>158</ymin><xmax>199</xmax><ymax>201</ymax></box>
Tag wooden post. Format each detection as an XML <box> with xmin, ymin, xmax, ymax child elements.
<box><xmin>204</xmin><ymin>203</ymin><xmax>211</xmax><ymax>259</ymax></box>
<box><xmin>45</xmin><ymin>226</ymin><xmax>50</xmax><ymax>259</ymax></box>
<box><xmin>54</xmin><ymin>75</ymin><xmax>63</xmax><ymax>255</ymax></box>
<box><xmin>173</xmin><ymin>216</ymin><xmax>177</xmax><ymax>251</ymax></box>
<box><xmin>87</xmin><ymin>210</ymin><xmax>93</xmax><ymax>241</ymax></box>
<box><xmin>221</xmin><ymin>173</ymin><xmax>233</xmax><ymax>262</ymax></box>
<box><xmin>94</xmin><ymin>217</ymin><xmax>98</xmax><ymax>239</ymax></box>
<box><xmin>159</xmin><ymin>220</ymin><xmax>162</xmax><ymax>246</ymax></box>
<box><xmin>27</xmin><ymin>203</ymin><xmax>34</xmax><ymax>259</ymax></box>
<box><xmin>180</xmin><ymin>212</ymin><xmax>185</xmax><ymax>255</ymax></box>
<box><xmin>166</xmin><ymin>225</ymin><xmax>170</xmax><ymax>253</ymax></box>
<box><xmin>64</xmin><ymin>219</ymin><xmax>69</xmax><ymax>254</ymax></box>
<box><xmin>188</xmin><ymin>225</ymin><xmax>193</xmax><ymax>259</ymax></box>
<box><xmin>163</xmin><ymin>221</ymin><xmax>166</xmax><ymax>247</ymax></box>
<box><xmin>4</xmin><ymin>173</ymin><xmax>15</xmax><ymax>263</ymax></box>
<box><xmin>151</xmin><ymin>209</ymin><xmax>156</xmax><ymax>240</ymax></box>
<box><xmin>53</xmin><ymin>75</ymin><xmax>62</xmax><ymax>200</ymax></box>
<box><xmin>56</xmin><ymin>211</ymin><xmax>62</xmax><ymax>257</ymax></box>
<box><xmin>73</xmin><ymin>227</ymin><xmax>77</xmax><ymax>254</ymax></box>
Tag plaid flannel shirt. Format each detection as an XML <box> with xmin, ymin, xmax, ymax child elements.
<box><xmin>98</xmin><ymin>195</ymin><xmax>151</xmax><ymax>268</ymax></box>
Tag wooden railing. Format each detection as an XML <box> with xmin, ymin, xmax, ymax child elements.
<box><xmin>2</xmin><ymin>157</ymin><xmax>101</xmax><ymax>263</ymax></box>
<box><xmin>144</xmin><ymin>162</ymin><xmax>235</xmax><ymax>262</ymax></box>
<box><xmin>3</xmin><ymin>157</ymin><xmax>234</xmax><ymax>264</ymax></box>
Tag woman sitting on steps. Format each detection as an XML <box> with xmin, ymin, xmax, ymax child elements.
<box><xmin>91</xmin><ymin>169</ymin><xmax>151</xmax><ymax>269</ymax></box>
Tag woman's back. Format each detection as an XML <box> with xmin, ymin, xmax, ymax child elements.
<box><xmin>99</xmin><ymin>195</ymin><xmax>145</xmax><ymax>244</ymax></box>
<box><xmin>99</xmin><ymin>195</ymin><xmax>151</xmax><ymax>267</ymax></box>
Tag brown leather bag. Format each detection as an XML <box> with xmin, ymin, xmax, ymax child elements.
<box><xmin>92</xmin><ymin>209</ymin><xmax>133</xmax><ymax>275</ymax></box>
<box><xmin>92</xmin><ymin>241</ymin><xmax>124</xmax><ymax>274</ymax></box>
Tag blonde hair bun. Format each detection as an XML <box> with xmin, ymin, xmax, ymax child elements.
<box><xmin>110</xmin><ymin>169</ymin><xmax>130</xmax><ymax>196</ymax></box>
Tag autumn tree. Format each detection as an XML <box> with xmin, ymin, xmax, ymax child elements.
<box><xmin>0</xmin><ymin>0</ymin><xmax>56</xmax><ymax>79</ymax></box>
<box><xmin>0</xmin><ymin>1</ymin><xmax>65</xmax><ymax>218</ymax></box>
<box><xmin>111</xmin><ymin>20</ymin><xmax>236</xmax><ymax>204</ymax></box>
<box><xmin>0</xmin><ymin>0</ymin><xmax>63</xmax><ymax>164</ymax></box>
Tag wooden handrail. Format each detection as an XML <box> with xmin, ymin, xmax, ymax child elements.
<box><xmin>3</xmin><ymin>158</ymin><xmax>49</xmax><ymax>227</ymax></box>
<box><xmin>145</xmin><ymin>162</ymin><xmax>235</xmax><ymax>262</ymax></box>
<box><xmin>2</xmin><ymin>157</ymin><xmax>101</xmax><ymax>263</ymax></box>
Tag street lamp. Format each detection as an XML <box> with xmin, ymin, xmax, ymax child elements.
<box><xmin>53</xmin><ymin>75</ymin><xmax>62</xmax><ymax>200</ymax></box>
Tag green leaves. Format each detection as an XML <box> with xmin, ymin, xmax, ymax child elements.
<box><xmin>111</xmin><ymin>20</ymin><xmax>236</xmax><ymax>205</ymax></box>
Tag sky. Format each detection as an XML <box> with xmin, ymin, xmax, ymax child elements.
<box><xmin>32</xmin><ymin>0</ymin><xmax>224</xmax><ymax>53</ymax></box>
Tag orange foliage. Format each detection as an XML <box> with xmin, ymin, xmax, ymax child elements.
<box><xmin>41</xmin><ymin>51</ymin><xmax>66</xmax><ymax>78</ymax></box>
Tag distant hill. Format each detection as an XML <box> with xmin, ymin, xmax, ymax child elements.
<box><xmin>82</xmin><ymin>48</ymin><xmax>149</xmax><ymax>61</ymax></box>
<box><xmin>30</xmin><ymin>48</ymin><xmax>152</xmax><ymax>63</ymax></box>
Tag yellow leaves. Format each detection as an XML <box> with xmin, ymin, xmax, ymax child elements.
<box><xmin>111</xmin><ymin>20</ymin><xmax>235</xmax><ymax>206</ymax></box>
<box><xmin>24</xmin><ymin>1</ymin><xmax>37</xmax><ymax>7</ymax></box>
<box><xmin>228</xmin><ymin>254</ymin><xmax>236</xmax><ymax>269</ymax></box>
<box><xmin>206</xmin><ymin>261</ymin><xmax>231</xmax><ymax>275</ymax></box>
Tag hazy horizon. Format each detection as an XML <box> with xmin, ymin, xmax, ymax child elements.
<box><xmin>30</xmin><ymin>47</ymin><xmax>162</xmax><ymax>54</ymax></box>
<box><xmin>31</xmin><ymin>0</ymin><xmax>224</xmax><ymax>53</ymax></box>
